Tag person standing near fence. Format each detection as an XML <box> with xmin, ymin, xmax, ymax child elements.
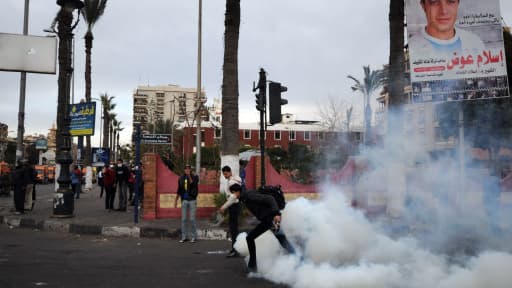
<box><xmin>219</xmin><ymin>165</ymin><xmax>242</xmax><ymax>257</ymax></box>
<box><xmin>174</xmin><ymin>164</ymin><xmax>199</xmax><ymax>243</ymax></box>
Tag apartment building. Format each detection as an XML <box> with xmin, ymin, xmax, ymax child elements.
<box><xmin>132</xmin><ymin>84</ymin><xmax>207</xmax><ymax>133</ymax></box>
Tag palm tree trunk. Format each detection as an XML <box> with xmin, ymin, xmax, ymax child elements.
<box><xmin>220</xmin><ymin>0</ymin><xmax>241</xmax><ymax>180</ymax></box>
<box><xmin>387</xmin><ymin>0</ymin><xmax>405</xmax><ymax>130</ymax></box>
<box><xmin>102</xmin><ymin>111</ymin><xmax>109</xmax><ymax>148</ymax></box>
<box><xmin>110</xmin><ymin>125</ymin><xmax>114</xmax><ymax>159</ymax></box>
<box><xmin>83</xmin><ymin>31</ymin><xmax>93</xmax><ymax>167</ymax></box>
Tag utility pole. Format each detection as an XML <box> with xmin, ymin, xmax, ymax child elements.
<box><xmin>16</xmin><ymin>0</ymin><xmax>29</xmax><ymax>163</ymax></box>
<box><xmin>195</xmin><ymin>0</ymin><xmax>202</xmax><ymax>176</ymax></box>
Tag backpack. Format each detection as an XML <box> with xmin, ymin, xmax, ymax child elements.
<box><xmin>258</xmin><ymin>185</ymin><xmax>286</xmax><ymax>210</ymax></box>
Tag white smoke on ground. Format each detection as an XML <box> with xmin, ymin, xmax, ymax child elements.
<box><xmin>234</xmin><ymin>126</ymin><xmax>512</xmax><ymax>287</ymax></box>
<box><xmin>235</xmin><ymin>191</ymin><xmax>512</xmax><ymax>288</ymax></box>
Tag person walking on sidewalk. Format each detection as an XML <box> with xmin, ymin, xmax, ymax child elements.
<box><xmin>102</xmin><ymin>164</ymin><xmax>116</xmax><ymax>211</ymax></box>
<box><xmin>174</xmin><ymin>164</ymin><xmax>199</xmax><ymax>243</ymax></box>
<box><xmin>219</xmin><ymin>165</ymin><xmax>242</xmax><ymax>257</ymax></box>
<box><xmin>71</xmin><ymin>165</ymin><xmax>82</xmax><ymax>199</ymax></box>
<box><xmin>114</xmin><ymin>159</ymin><xmax>130</xmax><ymax>212</ymax></box>
<box><xmin>127</xmin><ymin>167</ymin><xmax>136</xmax><ymax>205</ymax></box>
<box><xmin>23</xmin><ymin>162</ymin><xmax>36</xmax><ymax>211</ymax></box>
<box><xmin>12</xmin><ymin>161</ymin><xmax>26</xmax><ymax>214</ymax></box>
<box><xmin>228</xmin><ymin>183</ymin><xmax>295</xmax><ymax>273</ymax></box>
<box><xmin>97</xmin><ymin>167</ymin><xmax>104</xmax><ymax>198</ymax></box>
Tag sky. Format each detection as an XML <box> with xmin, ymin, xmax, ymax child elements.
<box><xmin>1</xmin><ymin>0</ymin><xmax>512</xmax><ymax>146</ymax></box>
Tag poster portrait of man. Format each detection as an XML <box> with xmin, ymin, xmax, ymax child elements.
<box><xmin>406</xmin><ymin>0</ymin><xmax>509</xmax><ymax>103</ymax></box>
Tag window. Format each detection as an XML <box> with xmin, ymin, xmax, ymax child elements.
<box><xmin>304</xmin><ymin>131</ymin><xmax>311</xmax><ymax>141</ymax></box>
<box><xmin>274</xmin><ymin>131</ymin><xmax>281</xmax><ymax>141</ymax></box>
<box><xmin>289</xmin><ymin>130</ymin><xmax>296</xmax><ymax>140</ymax></box>
<box><xmin>215</xmin><ymin>128</ymin><xmax>221</xmax><ymax>139</ymax></box>
<box><xmin>244</xmin><ymin>130</ymin><xmax>251</xmax><ymax>139</ymax></box>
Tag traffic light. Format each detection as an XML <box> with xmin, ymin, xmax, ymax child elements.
<box><xmin>254</xmin><ymin>68</ymin><xmax>267</xmax><ymax>112</ymax></box>
<box><xmin>255</xmin><ymin>92</ymin><xmax>265</xmax><ymax>111</ymax></box>
<box><xmin>268</xmin><ymin>82</ymin><xmax>288</xmax><ymax>125</ymax></box>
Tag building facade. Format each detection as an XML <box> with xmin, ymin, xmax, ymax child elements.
<box><xmin>178</xmin><ymin>113</ymin><xmax>363</xmax><ymax>160</ymax></box>
<box><xmin>132</xmin><ymin>84</ymin><xmax>207</xmax><ymax>134</ymax></box>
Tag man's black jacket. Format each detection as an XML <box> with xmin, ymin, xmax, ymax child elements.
<box><xmin>240</xmin><ymin>190</ymin><xmax>280</xmax><ymax>222</ymax></box>
<box><xmin>177</xmin><ymin>174</ymin><xmax>199</xmax><ymax>201</ymax></box>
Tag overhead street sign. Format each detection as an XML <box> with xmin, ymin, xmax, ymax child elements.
<box><xmin>140</xmin><ymin>134</ymin><xmax>171</xmax><ymax>145</ymax></box>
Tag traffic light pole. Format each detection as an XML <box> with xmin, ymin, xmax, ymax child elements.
<box><xmin>254</xmin><ymin>68</ymin><xmax>266</xmax><ymax>187</ymax></box>
<box><xmin>259</xmin><ymin>102</ymin><xmax>265</xmax><ymax>187</ymax></box>
<box><xmin>254</xmin><ymin>69</ymin><xmax>288</xmax><ymax>187</ymax></box>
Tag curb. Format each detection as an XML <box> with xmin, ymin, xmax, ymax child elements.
<box><xmin>0</xmin><ymin>215</ymin><xmax>229</xmax><ymax>241</ymax></box>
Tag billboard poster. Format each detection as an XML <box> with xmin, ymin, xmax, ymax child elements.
<box><xmin>406</xmin><ymin>0</ymin><xmax>509</xmax><ymax>103</ymax></box>
<box><xmin>69</xmin><ymin>102</ymin><xmax>96</xmax><ymax>136</ymax></box>
<box><xmin>92</xmin><ymin>147</ymin><xmax>110</xmax><ymax>167</ymax></box>
<box><xmin>0</xmin><ymin>33</ymin><xmax>57</xmax><ymax>74</ymax></box>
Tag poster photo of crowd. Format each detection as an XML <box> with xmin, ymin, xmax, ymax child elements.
<box><xmin>406</xmin><ymin>0</ymin><xmax>510</xmax><ymax>103</ymax></box>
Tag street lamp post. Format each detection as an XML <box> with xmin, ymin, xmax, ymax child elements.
<box><xmin>16</xmin><ymin>0</ymin><xmax>29</xmax><ymax>163</ymax></box>
<box><xmin>53</xmin><ymin>0</ymin><xmax>84</xmax><ymax>218</ymax></box>
<box><xmin>195</xmin><ymin>0</ymin><xmax>202</xmax><ymax>176</ymax></box>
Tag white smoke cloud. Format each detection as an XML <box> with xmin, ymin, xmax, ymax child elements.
<box><xmin>235</xmin><ymin>190</ymin><xmax>512</xmax><ymax>287</ymax></box>
<box><xmin>233</xmin><ymin>127</ymin><xmax>512</xmax><ymax>287</ymax></box>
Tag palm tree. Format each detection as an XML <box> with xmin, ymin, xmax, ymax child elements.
<box><xmin>80</xmin><ymin>0</ymin><xmax>108</xmax><ymax>168</ymax></box>
<box><xmin>387</xmin><ymin>0</ymin><xmax>405</xmax><ymax>130</ymax></box>
<box><xmin>348</xmin><ymin>66</ymin><xmax>386</xmax><ymax>145</ymax></box>
<box><xmin>109</xmin><ymin>115</ymin><xmax>117</xmax><ymax>154</ymax></box>
<box><xmin>100</xmin><ymin>93</ymin><xmax>115</xmax><ymax>149</ymax></box>
<box><xmin>220</xmin><ymin>0</ymin><xmax>241</xmax><ymax>175</ymax></box>
<box><xmin>114</xmin><ymin>121</ymin><xmax>123</xmax><ymax>161</ymax></box>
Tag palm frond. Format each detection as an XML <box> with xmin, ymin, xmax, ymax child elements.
<box><xmin>81</xmin><ymin>0</ymin><xmax>108</xmax><ymax>30</ymax></box>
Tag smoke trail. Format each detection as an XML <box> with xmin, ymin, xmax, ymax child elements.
<box><xmin>234</xmin><ymin>123</ymin><xmax>512</xmax><ymax>287</ymax></box>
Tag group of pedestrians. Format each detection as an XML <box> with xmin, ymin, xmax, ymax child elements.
<box><xmin>11</xmin><ymin>160</ymin><xmax>36</xmax><ymax>215</ymax></box>
<box><xmin>96</xmin><ymin>159</ymin><xmax>142</xmax><ymax>212</ymax></box>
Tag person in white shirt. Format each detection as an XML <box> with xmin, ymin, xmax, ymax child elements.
<box><xmin>219</xmin><ymin>165</ymin><xmax>241</xmax><ymax>257</ymax></box>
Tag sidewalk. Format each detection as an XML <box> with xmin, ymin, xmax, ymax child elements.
<box><xmin>0</xmin><ymin>183</ymin><xmax>235</xmax><ymax>240</ymax></box>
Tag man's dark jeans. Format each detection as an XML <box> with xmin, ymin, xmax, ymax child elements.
<box><xmin>246</xmin><ymin>218</ymin><xmax>295</xmax><ymax>270</ymax></box>
<box><xmin>228</xmin><ymin>202</ymin><xmax>240</xmax><ymax>249</ymax></box>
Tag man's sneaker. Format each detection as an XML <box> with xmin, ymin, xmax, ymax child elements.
<box><xmin>226</xmin><ymin>250</ymin><xmax>239</xmax><ymax>258</ymax></box>
<box><xmin>179</xmin><ymin>239</ymin><xmax>187</xmax><ymax>243</ymax></box>
<box><xmin>190</xmin><ymin>238</ymin><xmax>196</xmax><ymax>243</ymax></box>
<box><xmin>246</xmin><ymin>265</ymin><xmax>258</xmax><ymax>274</ymax></box>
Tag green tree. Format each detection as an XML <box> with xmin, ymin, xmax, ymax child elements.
<box><xmin>348</xmin><ymin>66</ymin><xmax>386</xmax><ymax>145</ymax></box>
<box><xmin>141</xmin><ymin>119</ymin><xmax>175</xmax><ymax>169</ymax></box>
<box><xmin>220</xmin><ymin>0</ymin><xmax>241</xmax><ymax>175</ymax></box>
<box><xmin>81</xmin><ymin>0</ymin><xmax>108</xmax><ymax>167</ymax></box>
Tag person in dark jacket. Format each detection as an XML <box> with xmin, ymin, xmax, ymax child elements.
<box><xmin>174</xmin><ymin>164</ymin><xmax>199</xmax><ymax>243</ymax></box>
<box><xmin>228</xmin><ymin>183</ymin><xmax>295</xmax><ymax>273</ymax></box>
<box><xmin>23</xmin><ymin>163</ymin><xmax>36</xmax><ymax>211</ymax></box>
<box><xmin>102</xmin><ymin>164</ymin><xmax>116</xmax><ymax>211</ymax></box>
<box><xmin>114</xmin><ymin>159</ymin><xmax>130</xmax><ymax>211</ymax></box>
<box><xmin>97</xmin><ymin>167</ymin><xmax>104</xmax><ymax>198</ymax></box>
<box><xmin>12</xmin><ymin>161</ymin><xmax>26</xmax><ymax>214</ymax></box>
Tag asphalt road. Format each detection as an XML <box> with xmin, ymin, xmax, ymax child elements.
<box><xmin>0</xmin><ymin>226</ymin><xmax>286</xmax><ymax>288</ymax></box>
